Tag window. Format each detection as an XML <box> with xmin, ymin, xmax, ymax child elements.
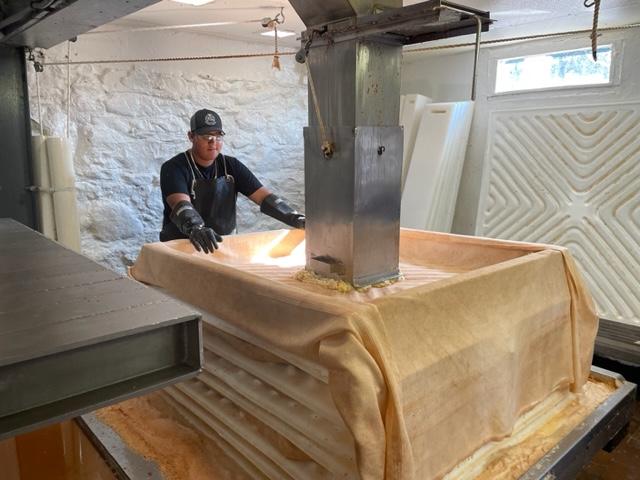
<box><xmin>495</xmin><ymin>45</ymin><xmax>612</xmax><ymax>94</ymax></box>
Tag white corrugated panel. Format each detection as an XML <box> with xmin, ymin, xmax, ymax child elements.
<box><xmin>476</xmin><ymin>103</ymin><xmax>640</xmax><ymax>326</ymax></box>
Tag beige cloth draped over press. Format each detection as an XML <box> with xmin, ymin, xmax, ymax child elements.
<box><xmin>129</xmin><ymin>228</ymin><xmax>598</xmax><ymax>480</ymax></box>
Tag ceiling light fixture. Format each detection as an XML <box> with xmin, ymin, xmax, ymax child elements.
<box><xmin>260</xmin><ymin>29</ymin><xmax>295</xmax><ymax>38</ymax></box>
<box><xmin>169</xmin><ymin>0</ymin><xmax>215</xmax><ymax>6</ymax></box>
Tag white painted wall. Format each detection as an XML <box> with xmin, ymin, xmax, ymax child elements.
<box><xmin>27</xmin><ymin>30</ymin><xmax>307</xmax><ymax>273</ymax></box>
<box><xmin>401</xmin><ymin>26</ymin><xmax>640</xmax><ymax>235</ymax></box>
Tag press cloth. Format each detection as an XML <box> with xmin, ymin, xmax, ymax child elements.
<box><xmin>129</xmin><ymin>228</ymin><xmax>598</xmax><ymax>479</ymax></box>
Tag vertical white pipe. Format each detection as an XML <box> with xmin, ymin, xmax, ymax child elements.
<box><xmin>46</xmin><ymin>137</ymin><xmax>82</xmax><ymax>253</ymax></box>
<box><xmin>31</xmin><ymin>135</ymin><xmax>57</xmax><ymax>239</ymax></box>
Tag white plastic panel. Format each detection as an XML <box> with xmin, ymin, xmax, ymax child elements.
<box><xmin>476</xmin><ymin>103</ymin><xmax>640</xmax><ymax>326</ymax></box>
<box><xmin>46</xmin><ymin>137</ymin><xmax>82</xmax><ymax>253</ymax></box>
<box><xmin>160</xmin><ymin>311</ymin><xmax>358</xmax><ymax>480</ymax></box>
<box><xmin>399</xmin><ymin>94</ymin><xmax>432</xmax><ymax>192</ymax></box>
<box><xmin>401</xmin><ymin>101</ymin><xmax>475</xmax><ymax>233</ymax></box>
<box><xmin>31</xmin><ymin>136</ymin><xmax>56</xmax><ymax>240</ymax></box>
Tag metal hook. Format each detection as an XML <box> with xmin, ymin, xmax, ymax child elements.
<box><xmin>262</xmin><ymin>7</ymin><xmax>285</xmax><ymax>28</ymax></box>
<box><xmin>584</xmin><ymin>0</ymin><xmax>595</xmax><ymax>7</ymax></box>
<box><xmin>26</xmin><ymin>48</ymin><xmax>44</xmax><ymax>72</ymax></box>
<box><xmin>274</xmin><ymin>7</ymin><xmax>285</xmax><ymax>24</ymax></box>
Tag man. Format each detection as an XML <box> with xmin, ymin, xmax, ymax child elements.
<box><xmin>160</xmin><ymin>109</ymin><xmax>305</xmax><ymax>253</ymax></box>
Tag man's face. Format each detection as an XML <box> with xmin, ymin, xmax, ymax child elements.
<box><xmin>190</xmin><ymin>130</ymin><xmax>224</xmax><ymax>162</ymax></box>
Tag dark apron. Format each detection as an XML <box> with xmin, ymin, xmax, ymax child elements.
<box><xmin>161</xmin><ymin>152</ymin><xmax>236</xmax><ymax>241</ymax></box>
<box><xmin>192</xmin><ymin>174</ymin><xmax>236</xmax><ymax>235</ymax></box>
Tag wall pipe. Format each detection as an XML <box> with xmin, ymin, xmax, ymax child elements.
<box><xmin>472</xmin><ymin>16</ymin><xmax>482</xmax><ymax>101</ymax></box>
<box><xmin>436</xmin><ymin>4</ymin><xmax>484</xmax><ymax>101</ymax></box>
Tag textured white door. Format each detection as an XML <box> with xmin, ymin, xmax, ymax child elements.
<box><xmin>476</xmin><ymin>103</ymin><xmax>640</xmax><ymax>326</ymax></box>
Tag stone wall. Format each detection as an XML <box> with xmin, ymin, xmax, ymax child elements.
<box><xmin>27</xmin><ymin>31</ymin><xmax>307</xmax><ymax>273</ymax></box>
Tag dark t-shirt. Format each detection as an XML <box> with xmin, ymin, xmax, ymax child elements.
<box><xmin>160</xmin><ymin>151</ymin><xmax>263</xmax><ymax>228</ymax></box>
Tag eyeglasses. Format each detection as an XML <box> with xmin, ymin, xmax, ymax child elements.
<box><xmin>197</xmin><ymin>134</ymin><xmax>224</xmax><ymax>143</ymax></box>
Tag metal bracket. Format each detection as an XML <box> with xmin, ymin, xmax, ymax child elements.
<box><xmin>27</xmin><ymin>48</ymin><xmax>44</xmax><ymax>72</ymax></box>
<box><xmin>310</xmin><ymin>255</ymin><xmax>346</xmax><ymax>275</ymax></box>
<box><xmin>299</xmin><ymin>0</ymin><xmax>491</xmax><ymax>47</ymax></box>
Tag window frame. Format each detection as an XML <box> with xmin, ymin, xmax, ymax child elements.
<box><xmin>487</xmin><ymin>38</ymin><xmax>623</xmax><ymax>99</ymax></box>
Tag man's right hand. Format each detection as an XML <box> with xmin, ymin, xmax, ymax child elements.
<box><xmin>189</xmin><ymin>226</ymin><xmax>222</xmax><ymax>254</ymax></box>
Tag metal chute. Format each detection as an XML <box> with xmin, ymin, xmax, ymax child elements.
<box><xmin>289</xmin><ymin>0</ymin><xmax>491</xmax><ymax>286</ymax></box>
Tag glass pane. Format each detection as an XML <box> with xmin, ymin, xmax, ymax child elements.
<box><xmin>495</xmin><ymin>45</ymin><xmax>612</xmax><ymax>93</ymax></box>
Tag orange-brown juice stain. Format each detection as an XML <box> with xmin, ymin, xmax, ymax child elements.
<box><xmin>0</xmin><ymin>420</ymin><xmax>117</xmax><ymax>480</ymax></box>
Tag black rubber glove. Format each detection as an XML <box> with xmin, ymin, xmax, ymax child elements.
<box><xmin>170</xmin><ymin>200</ymin><xmax>222</xmax><ymax>254</ymax></box>
<box><xmin>260</xmin><ymin>194</ymin><xmax>305</xmax><ymax>229</ymax></box>
<box><xmin>188</xmin><ymin>225</ymin><xmax>221</xmax><ymax>254</ymax></box>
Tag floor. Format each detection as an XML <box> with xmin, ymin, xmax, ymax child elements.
<box><xmin>575</xmin><ymin>356</ymin><xmax>640</xmax><ymax>480</ymax></box>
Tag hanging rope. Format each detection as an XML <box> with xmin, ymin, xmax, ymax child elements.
<box><xmin>35</xmin><ymin>71</ymin><xmax>43</xmax><ymax>135</ymax></box>
<box><xmin>271</xmin><ymin>22</ymin><xmax>280</xmax><ymax>70</ymax></box>
<box><xmin>28</xmin><ymin>49</ymin><xmax>44</xmax><ymax>134</ymax></box>
<box><xmin>585</xmin><ymin>0</ymin><xmax>602</xmax><ymax>60</ymax></box>
<box><xmin>34</xmin><ymin>23</ymin><xmax>640</xmax><ymax>68</ymax></box>
<box><xmin>40</xmin><ymin>51</ymin><xmax>295</xmax><ymax>67</ymax></box>
<box><xmin>66</xmin><ymin>40</ymin><xmax>71</xmax><ymax>138</ymax></box>
<box><xmin>303</xmin><ymin>58</ymin><xmax>333</xmax><ymax>159</ymax></box>
<box><xmin>405</xmin><ymin>23</ymin><xmax>638</xmax><ymax>54</ymax></box>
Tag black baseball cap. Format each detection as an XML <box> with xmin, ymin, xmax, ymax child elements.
<box><xmin>190</xmin><ymin>109</ymin><xmax>225</xmax><ymax>135</ymax></box>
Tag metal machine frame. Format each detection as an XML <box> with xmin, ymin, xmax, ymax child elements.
<box><xmin>0</xmin><ymin>219</ymin><xmax>203</xmax><ymax>441</ymax></box>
